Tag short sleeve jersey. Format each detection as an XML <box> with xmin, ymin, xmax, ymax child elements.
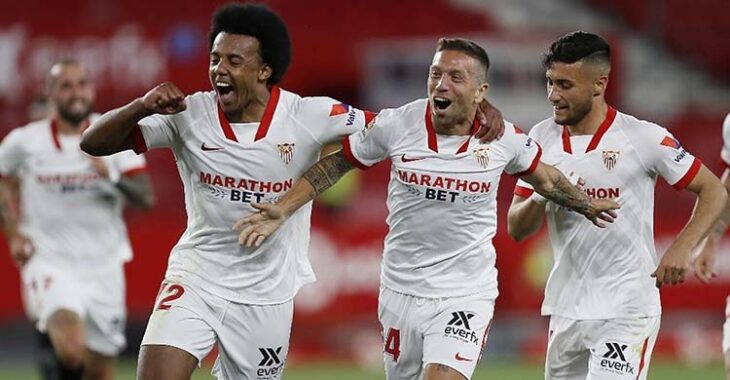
<box><xmin>513</xmin><ymin>107</ymin><xmax>701</xmax><ymax>319</ymax></box>
<box><xmin>133</xmin><ymin>87</ymin><xmax>368</xmax><ymax>304</ymax></box>
<box><xmin>721</xmin><ymin>112</ymin><xmax>730</xmax><ymax>167</ymax></box>
<box><xmin>0</xmin><ymin>115</ymin><xmax>146</xmax><ymax>270</ymax></box>
<box><xmin>344</xmin><ymin>99</ymin><xmax>541</xmax><ymax>298</ymax></box>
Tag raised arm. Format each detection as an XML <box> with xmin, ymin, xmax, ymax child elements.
<box><xmin>81</xmin><ymin>82</ymin><xmax>186</xmax><ymax>156</ymax></box>
<box><xmin>654</xmin><ymin>165</ymin><xmax>727</xmax><ymax>287</ymax></box>
<box><xmin>693</xmin><ymin>167</ymin><xmax>730</xmax><ymax>283</ymax></box>
<box><xmin>233</xmin><ymin>149</ymin><xmax>355</xmax><ymax>247</ymax></box>
<box><xmin>521</xmin><ymin>162</ymin><xmax>619</xmax><ymax>227</ymax></box>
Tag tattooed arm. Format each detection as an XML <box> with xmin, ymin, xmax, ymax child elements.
<box><xmin>233</xmin><ymin>149</ymin><xmax>355</xmax><ymax>247</ymax></box>
<box><xmin>521</xmin><ymin>162</ymin><xmax>619</xmax><ymax>228</ymax></box>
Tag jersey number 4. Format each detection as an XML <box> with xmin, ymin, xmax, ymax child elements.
<box><xmin>155</xmin><ymin>283</ymin><xmax>185</xmax><ymax>310</ymax></box>
<box><xmin>384</xmin><ymin>328</ymin><xmax>401</xmax><ymax>362</ymax></box>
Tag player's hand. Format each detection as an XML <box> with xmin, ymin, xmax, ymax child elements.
<box><xmin>583</xmin><ymin>198</ymin><xmax>619</xmax><ymax>228</ymax></box>
<box><xmin>142</xmin><ymin>82</ymin><xmax>187</xmax><ymax>115</ymax></box>
<box><xmin>652</xmin><ymin>243</ymin><xmax>692</xmax><ymax>287</ymax></box>
<box><xmin>692</xmin><ymin>237</ymin><xmax>718</xmax><ymax>284</ymax></box>
<box><xmin>9</xmin><ymin>233</ymin><xmax>34</xmax><ymax>268</ymax></box>
<box><xmin>232</xmin><ymin>202</ymin><xmax>287</xmax><ymax>248</ymax></box>
<box><xmin>475</xmin><ymin>99</ymin><xmax>505</xmax><ymax>143</ymax></box>
<box><xmin>88</xmin><ymin>157</ymin><xmax>110</xmax><ymax>179</ymax></box>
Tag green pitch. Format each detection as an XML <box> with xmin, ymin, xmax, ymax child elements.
<box><xmin>0</xmin><ymin>360</ymin><xmax>723</xmax><ymax>379</ymax></box>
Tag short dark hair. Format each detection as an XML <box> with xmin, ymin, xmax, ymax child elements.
<box><xmin>542</xmin><ymin>31</ymin><xmax>610</xmax><ymax>69</ymax></box>
<box><xmin>208</xmin><ymin>3</ymin><xmax>291</xmax><ymax>85</ymax></box>
<box><xmin>436</xmin><ymin>37</ymin><xmax>490</xmax><ymax>80</ymax></box>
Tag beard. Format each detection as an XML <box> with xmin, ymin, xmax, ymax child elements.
<box><xmin>558</xmin><ymin>98</ymin><xmax>592</xmax><ymax>126</ymax></box>
<box><xmin>56</xmin><ymin>100</ymin><xmax>92</xmax><ymax>125</ymax></box>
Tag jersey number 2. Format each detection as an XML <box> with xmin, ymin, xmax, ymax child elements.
<box><xmin>156</xmin><ymin>283</ymin><xmax>185</xmax><ymax>310</ymax></box>
<box><xmin>384</xmin><ymin>328</ymin><xmax>401</xmax><ymax>362</ymax></box>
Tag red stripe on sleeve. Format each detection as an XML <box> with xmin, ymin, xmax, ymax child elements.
<box><xmin>342</xmin><ymin>136</ymin><xmax>370</xmax><ymax>170</ymax></box>
<box><xmin>130</xmin><ymin>126</ymin><xmax>148</xmax><ymax>154</ymax></box>
<box><xmin>672</xmin><ymin>157</ymin><xmax>702</xmax><ymax>191</ymax></box>
<box><xmin>514</xmin><ymin>185</ymin><xmax>535</xmax><ymax>198</ymax></box>
<box><xmin>513</xmin><ymin>143</ymin><xmax>543</xmax><ymax>177</ymax></box>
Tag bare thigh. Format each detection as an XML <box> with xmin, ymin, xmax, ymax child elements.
<box><xmin>85</xmin><ymin>349</ymin><xmax>115</xmax><ymax>380</ymax></box>
<box><xmin>137</xmin><ymin>345</ymin><xmax>198</xmax><ymax>380</ymax></box>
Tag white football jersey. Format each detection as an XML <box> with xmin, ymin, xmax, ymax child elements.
<box><xmin>133</xmin><ymin>88</ymin><xmax>368</xmax><ymax>304</ymax></box>
<box><xmin>0</xmin><ymin>116</ymin><xmax>146</xmax><ymax>270</ymax></box>
<box><xmin>721</xmin><ymin>112</ymin><xmax>730</xmax><ymax>167</ymax></box>
<box><xmin>344</xmin><ymin>99</ymin><xmax>541</xmax><ymax>298</ymax></box>
<box><xmin>514</xmin><ymin>107</ymin><xmax>701</xmax><ymax>319</ymax></box>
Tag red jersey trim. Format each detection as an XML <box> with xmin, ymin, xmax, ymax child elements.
<box><xmin>585</xmin><ymin>106</ymin><xmax>617</xmax><ymax>153</ymax></box>
<box><xmin>121</xmin><ymin>166</ymin><xmax>147</xmax><ymax>177</ymax></box>
<box><xmin>514</xmin><ymin>185</ymin><xmax>535</xmax><ymax>198</ymax></box>
<box><xmin>513</xmin><ymin>144</ymin><xmax>543</xmax><ymax>177</ymax></box>
<box><xmin>364</xmin><ymin>110</ymin><xmax>377</xmax><ymax>125</ymax></box>
<box><xmin>424</xmin><ymin>104</ymin><xmax>439</xmax><ymax>152</ymax></box>
<box><xmin>254</xmin><ymin>85</ymin><xmax>280</xmax><ymax>142</ymax></box>
<box><xmin>672</xmin><ymin>157</ymin><xmax>702</xmax><ymax>191</ymax></box>
<box><xmin>562</xmin><ymin>106</ymin><xmax>617</xmax><ymax>154</ymax></box>
<box><xmin>342</xmin><ymin>136</ymin><xmax>370</xmax><ymax>170</ymax></box>
<box><xmin>455</xmin><ymin>118</ymin><xmax>481</xmax><ymax>154</ymax></box>
<box><xmin>130</xmin><ymin>126</ymin><xmax>149</xmax><ymax>154</ymax></box>
<box><xmin>217</xmin><ymin>103</ymin><xmax>238</xmax><ymax>142</ymax></box>
<box><xmin>50</xmin><ymin>119</ymin><xmax>62</xmax><ymax>150</ymax></box>
<box><xmin>635</xmin><ymin>338</ymin><xmax>650</xmax><ymax>380</ymax></box>
<box><xmin>561</xmin><ymin>125</ymin><xmax>572</xmax><ymax>154</ymax></box>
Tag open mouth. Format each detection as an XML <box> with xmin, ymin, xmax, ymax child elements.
<box><xmin>433</xmin><ymin>97</ymin><xmax>452</xmax><ymax>111</ymax></box>
<box><xmin>553</xmin><ymin>104</ymin><xmax>568</xmax><ymax>112</ymax></box>
<box><xmin>215</xmin><ymin>81</ymin><xmax>235</xmax><ymax>102</ymax></box>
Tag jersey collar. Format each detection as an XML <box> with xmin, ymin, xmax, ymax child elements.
<box><xmin>424</xmin><ymin>103</ymin><xmax>480</xmax><ymax>154</ymax></box>
<box><xmin>217</xmin><ymin>85</ymin><xmax>281</xmax><ymax>143</ymax></box>
<box><xmin>561</xmin><ymin>106</ymin><xmax>617</xmax><ymax>154</ymax></box>
<box><xmin>50</xmin><ymin>117</ymin><xmax>89</xmax><ymax>151</ymax></box>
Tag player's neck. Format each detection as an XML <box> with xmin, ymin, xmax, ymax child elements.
<box><xmin>228</xmin><ymin>86</ymin><xmax>271</xmax><ymax>123</ymax></box>
<box><xmin>567</xmin><ymin>102</ymin><xmax>608</xmax><ymax>136</ymax></box>
<box><xmin>432</xmin><ymin>110</ymin><xmax>476</xmax><ymax>136</ymax></box>
<box><xmin>54</xmin><ymin>115</ymin><xmax>87</xmax><ymax>135</ymax></box>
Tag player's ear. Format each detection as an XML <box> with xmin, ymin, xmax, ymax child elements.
<box><xmin>474</xmin><ymin>82</ymin><xmax>488</xmax><ymax>103</ymax></box>
<box><xmin>593</xmin><ymin>75</ymin><xmax>608</xmax><ymax>97</ymax></box>
<box><xmin>259</xmin><ymin>64</ymin><xmax>272</xmax><ymax>82</ymax></box>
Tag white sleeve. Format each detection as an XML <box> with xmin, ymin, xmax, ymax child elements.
<box><xmin>342</xmin><ymin>110</ymin><xmax>394</xmax><ymax>169</ymax></box>
<box><xmin>513</xmin><ymin>125</ymin><xmax>544</xmax><ymax>198</ymax></box>
<box><xmin>503</xmin><ymin>125</ymin><xmax>542</xmax><ymax>176</ymax></box>
<box><xmin>298</xmin><ymin>97</ymin><xmax>375</xmax><ymax>145</ymax></box>
<box><xmin>721</xmin><ymin>113</ymin><xmax>730</xmax><ymax>167</ymax></box>
<box><xmin>635</xmin><ymin>123</ymin><xmax>700</xmax><ymax>191</ymax></box>
<box><xmin>0</xmin><ymin>128</ymin><xmax>27</xmax><ymax>177</ymax></box>
<box><xmin>136</xmin><ymin>112</ymin><xmax>178</xmax><ymax>151</ymax></box>
<box><xmin>107</xmin><ymin>150</ymin><xmax>148</xmax><ymax>179</ymax></box>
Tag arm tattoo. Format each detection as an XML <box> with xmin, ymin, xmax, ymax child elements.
<box><xmin>540</xmin><ymin>173</ymin><xmax>593</xmax><ymax>216</ymax></box>
<box><xmin>303</xmin><ymin>150</ymin><xmax>354</xmax><ymax>196</ymax></box>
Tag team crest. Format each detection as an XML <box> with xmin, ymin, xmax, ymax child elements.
<box><xmin>473</xmin><ymin>147</ymin><xmax>490</xmax><ymax>168</ymax></box>
<box><xmin>602</xmin><ymin>150</ymin><xmax>620</xmax><ymax>170</ymax></box>
<box><xmin>277</xmin><ymin>143</ymin><xmax>295</xmax><ymax>164</ymax></box>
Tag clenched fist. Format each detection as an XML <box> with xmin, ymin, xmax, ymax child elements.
<box><xmin>142</xmin><ymin>82</ymin><xmax>187</xmax><ymax>115</ymax></box>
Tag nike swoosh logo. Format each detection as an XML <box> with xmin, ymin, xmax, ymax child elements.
<box><xmin>454</xmin><ymin>353</ymin><xmax>473</xmax><ymax>362</ymax></box>
<box><xmin>401</xmin><ymin>154</ymin><xmax>425</xmax><ymax>162</ymax></box>
<box><xmin>201</xmin><ymin>142</ymin><xmax>224</xmax><ymax>151</ymax></box>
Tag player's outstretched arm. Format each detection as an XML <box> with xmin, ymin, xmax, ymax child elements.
<box><xmin>0</xmin><ymin>177</ymin><xmax>34</xmax><ymax>267</ymax></box>
<box><xmin>233</xmin><ymin>149</ymin><xmax>355</xmax><ymax>247</ymax></box>
<box><xmin>522</xmin><ymin>162</ymin><xmax>619</xmax><ymax>228</ymax></box>
<box><xmin>81</xmin><ymin>82</ymin><xmax>186</xmax><ymax>156</ymax></box>
<box><xmin>507</xmin><ymin>195</ymin><xmax>547</xmax><ymax>242</ymax></box>
<box><xmin>693</xmin><ymin>167</ymin><xmax>730</xmax><ymax>283</ymax></box>
<box><xmin>654</xmin><ymin>165</ymin><xmax>727</xmax><ymax>287</ymax></box>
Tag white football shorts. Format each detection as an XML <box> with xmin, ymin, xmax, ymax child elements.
<box><xmin>141</xmin><ymin>279</ymin><xmax>293</xmax><ymax>380</ymax></box>
<box><xmin>21</xmin><ymin>256</ymin><xmax>126</xmax><ymax>356</ymax></box>
<box><xmin>378</xmin><ymin>287</ymin><xmax>495</xmax><ymax>380</ymax></box>
<box><xmin>545</xmin><ymin>315</ymin><xmax>660</xmax><ymax>380</ymax></box>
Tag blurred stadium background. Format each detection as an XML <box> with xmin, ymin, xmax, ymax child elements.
<box><xmin>1</xmin><ymin>0</ymin><xmax>729</xmax><ymax>378</ymax></box>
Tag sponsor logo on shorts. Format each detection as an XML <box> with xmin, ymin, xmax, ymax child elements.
<box><xmin>599</xmin><ymin>342</ymin><xmax>634</xmax><ymax>375</ymax></box>
<box><xmin>257</xmin><ymin>346</ymin><xmax>284</xmax><ymax>380</ymax></box>
<box><xmin>444</xmin><ymin>311</ymin><xmax>479</xmax><ymax>346</ymax></box>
